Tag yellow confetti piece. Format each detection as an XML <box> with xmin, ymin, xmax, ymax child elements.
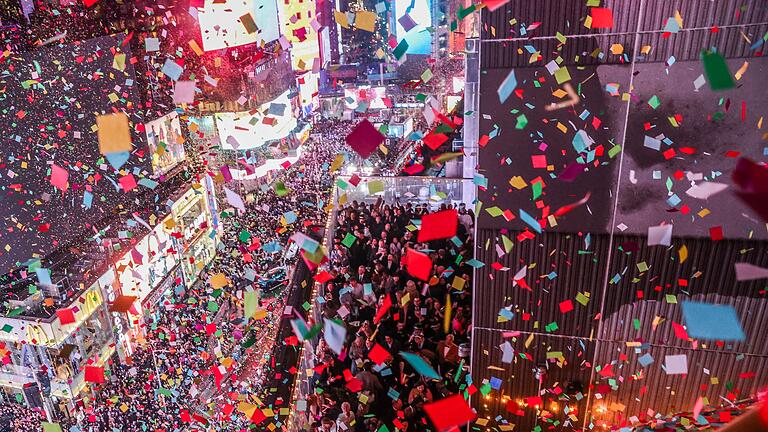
<box><xmin>734</xmin><ymin>61</ymin><xmax>749</xmax><ymax>80</ymax></box>
<box><xmin>674</xmin><ymin>10</ymin><xmax>683</xmax><ymax>28</ymax></box>
<box><xmin>547</xmin><ymin>214</ymin><xmax>557</xmax><ymax>228</ymax></box>
<box><xmin>610</xmin><ymin>44</ymin><xmax>624</xmax><ymax>55</ymax></box>
<box><xmin>678</xmin><ymin>245</ymin><xmax>688</xmax><ymax>263</ymax></box>
<box><xmin>524</xmin><ymin>333</ymin><xmax>534</xmax><ymax>348</ymax></box>
<box><xmin>451</xmin><ymin>276</ymin><xmax>466</xmax><ymax>290</ymax></box>
<box><xmin>554</xmin><ymin>66</ymin><xmax>571</xmax><ymax>84</ymax></box>
<box><xmin>652</xmin><ymin>315</ymin><xmax>664</xmax><ymax>330</ymax></box>
<box><xmin>188</xmin><ymin>40</ymin><xmax>204</xmax><ymax>56</ymax></box>
<box><xmin>509</xmin><ymin>176</ymin><xmax>527</xmax><ymax>189</ymax></box>
<box><xmin>329</xmin><ymin>154</ymin><xmax>344</xmax><ymax>172</ymax></box>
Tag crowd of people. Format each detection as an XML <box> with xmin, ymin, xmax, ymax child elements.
<box><xmin>0</xmin><ymin>114</ymin><xmax>469</xmax><ymax>431</ymax></box>
<box><xmin>0</xmin><ymin>402</ymin><xmax>43</xmax><ymax>431</ymax></box>
<box><xmin>0</xmin><ymin>118</ymin><xmax>369</xmax><ymax>431</ymax></box>
<box><xmin>296</xmin><ymin>200</ymin><xmax>476</xmax><ymax>431</ymax></box>
<box><xmin>77</xmin><ymin>119</ymin><xmax>364</xmax><ymax>431</ymax></box>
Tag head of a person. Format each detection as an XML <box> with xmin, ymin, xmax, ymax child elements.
<box><xmin>321</xmin><ymin>417</ymin><xmax>335</xmax><ymax>431</ymax></box>
<box><xmin>384</xmin><ymin>334</ymin><xmax>393</xmax><ymax>346</ymax></box>
<box><xmin>354</xmin><ymin>334</ymin><xmax>365</xmax><ymax>346</ymax></box>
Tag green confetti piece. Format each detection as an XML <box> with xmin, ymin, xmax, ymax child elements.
<box><xmin>485</xmin><ymin>206</ymin><xmax>503</xmax><ymax>217</ymax></box>
<box><xmin>392</xmin><ymin>39</ymin><xmax>409</xmax><ymax>59</ymax></box>
<box><xmin>532</xmin><ymin>181</ymin><xmax>543</xmax><ymax>200</ymax></box>
<box><xmin>575</xmin><ymin>292</ymin><xmax>589</xmax><ymax>306</ymax></box>
<box><xmin>457</xmin><ymin>4</ymin><xmax>475</xmax><ymax>19</ymax></box>
<box><xmin>701</xmin><ymin>49</ymin><xmax>734</xmax><ymax>90</ymax></box>
<box><xmin>607</xmin><ymin>145</ymin><xmax>622</xmax><ymax>158</ymax></box>
<box><xmin>515</xmin><ymin>114</ymin><xmax>528</xmax><ymax>129</ymax></box>
<box><xmin>647</xmin><ymin>95</ymin><xmax>661</xmax><ymax>109</ymax></box>
<box><xmin>341</xmin><ymin>232</ymin><xmax>357</xmax><ymax>248</ymax></box>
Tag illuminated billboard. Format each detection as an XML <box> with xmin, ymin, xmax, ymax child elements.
<box><xmin>277</xmin><ymin>0</ymin><xmax>321</xmax><ymax>71</ymax></box>
<box><xmin>198</xmin><ymin>0</ymin><xmax>280</xmax><ymax>52</ymax></box>
<box><xmin>394</xmin><ymin>0</ymin><xmax>432</xmax><ymax>55</ymax></box>
<box><xmin>115</xmin><ymin>221</ymin><xmax>177</xmax><ymax>302</ymax></box>
<box><xmin>298</xmin><ymin>71</ymin><xmax>320</xmax><ymax>116</ymax></box>
<box><xmin>216</xmin><ymin>90</ymin><xmax>297</xmax><ymax>150</ymax></box>
<box><xmin>145</xmin><ymin>111</ymin><xmax>186</xmax><ymax>175</ymax></box>
<box><xmin>344</xmin><ymin>86</ymin><xmax>387</xmax><ymax>110</ymax></box>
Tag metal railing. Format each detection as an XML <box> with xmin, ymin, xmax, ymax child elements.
<box><xmin>334</xmin><ymin>175</ymin><xmax>475</xmax><ymax>206</ymax></box>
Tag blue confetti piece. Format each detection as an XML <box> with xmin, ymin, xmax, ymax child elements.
<box><xmin>497</xmin><ymin>69</ymin><xmax>517</xmax><ymax>104</ymax></box>
<box><xmin>161</xmin><ymin>59</ymin><xmax>184</xmax><ymax>81</ymax></box>
<box><xmin>682</xmin><ymin>301</ymin><xmax>746</xmax><ymax>341</ymax></box>
<box><xmin>519</xmin><ymin>209</ymin><xmax>542</xmax><ymax>233</ymax></box>
<box><xmin>638</xmin><ymin>353</ymin><xmax>654</xmax><ymax>367</ymax></box>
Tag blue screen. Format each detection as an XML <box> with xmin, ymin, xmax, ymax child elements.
<box><xmin>394</xmin><ymin>0</ymin><xmax>432</xmax><ymax>55</ymax></box>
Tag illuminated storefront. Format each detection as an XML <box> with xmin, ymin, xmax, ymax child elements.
<box><xmin>0</xmin><ymin>279</ymin><xmax>115</xmax><ymax>418</ymax></box>
<box><xmin>171</xmin><ymin>185</ymin><xmax>218</xmax><ymax>286</ymax></box>
<box><xmin>110</xmin><ymin>214</ymin><xmax>180</xmax><ymax>345</ymax></box>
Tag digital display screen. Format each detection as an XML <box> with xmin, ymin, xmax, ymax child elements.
<box><xmin>198</xmin><ymin>0</ymin><xmax>280</xmax><ymax>52</ymax></box>
<box><xmin>216</xmin><ymin>90</ymin><xmax>297</xmax><ymax>150</ymax></box>
<box><xmin>145</xmin><ymin>112</ymin><xmax>186</xmax><ymax>176</ymax></box>
<box><xmin>298</xmin><ymin>72</ymin><xmax>320</xmax><ymax>116</ymax></box>
<box><xmin>394</xmin><ymin>0</ymin><xmax>432</xmax><ymax>55</ymax></box>
<box><xmin>115</xmin><ymin>223</ymin><xmax>176</xmax><ymax>302</ymax></box>
<box><xmin>278</xmin><ymin>0</ymin><xmax>320</xmax><ymax>71</ymax></box>
<box><xmin>344</xmin><ymin>86</ymin><xmax>387</xmax><ymax>110</ymax></box>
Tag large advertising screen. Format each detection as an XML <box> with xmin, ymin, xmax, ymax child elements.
<box><xmin>277</xmin><ymin>0</ymin><xmax>320</xmax><ymax>71</ymax></box>
<box><xmin>198</xmin><ymin>0</ymin><xmax>280</xmax><ymax>52</ymax></box>
<box><xmin>344</xmin><ymin>86</ymin><xmax>387</xmax><ymax>110</ymax></box>
<box><xmin>216</xmin><ymin>90</ymin><xmax>297</xmax><ymax>150</ymax></box>
<box><xmin>145</xmin><ymin>112</ymin><xmax>186</xmax><ymax>175</ymax></box>
<box><xmin>394</xmin><ymin>0</ymin><xmax>432</xmax><ymax>55</ymax></box>
<box><xmin>298</xmin><ymin>71</ymin><xmax>320</xmax><ymax>116</ymax></box>
<box><xmin>115</xmin><ymin>222</ymin><xmax>176</xmax><ymax>302</ymax></box>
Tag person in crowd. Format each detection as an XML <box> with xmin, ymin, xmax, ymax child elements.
<box><xmin>303</xmin><ymin>199</ymin><xmax>474</xmax><ymax>431</ymax></box>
